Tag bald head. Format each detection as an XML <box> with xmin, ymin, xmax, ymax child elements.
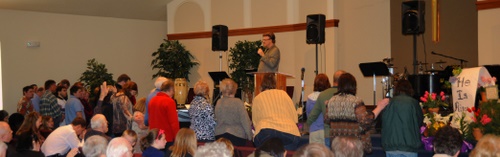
<box><xmin>0</xmin><ymin>122</ymin><xmax>12</xmax><ymax>143</ymax></box>
<box><xmin>333</xmin><ymin>70</ymin><xmax>346</xmax><ymax>86</ymax></box>
<box><xmin>106</xmin><ymin>137</ymin><xmax>132</xmax><ymax>157</ymax></box>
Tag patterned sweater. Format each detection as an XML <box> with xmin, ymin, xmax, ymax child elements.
<box><xmin>326</xmin><ymin>93</ymin><xmax>375</xmax><ymax>153</ymax></box>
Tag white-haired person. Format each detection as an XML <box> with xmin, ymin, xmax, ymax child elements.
<box><xmin>215</xmin><ymin>78</ymin><xmax>253</xmax><ymax>146</ymax></box>
<box><xmin>83</xmin><ymin>135</ymin><xmax>108</xmax><ymax>157</ymax></box>
<box><xmin>189</xmin><ymin>81</ymin><xmax>216</xmax><ymax>142</ymax></box>
<box><xmin>84</xmin><ymin>114</ymin><xmax>110</xmax><ymax>141</ymax></box>
<box><xmin>106</xmin><ymin>137</ymin><xmax>133</xmax><ymax>157</ymax></box>
<box><xmin>131</xmin><ymin>111</ymin><xmax>148</xmax><ymax>153</ymax></box>
<box><xmin>144</xmin><ymin>77</ymin><xmax>167</xmax><ymax>126</ymax></box>
<box><xmin>194</xmin><ymin>141</ymin><xmax>231</xmax><ymax>157</ymax></box>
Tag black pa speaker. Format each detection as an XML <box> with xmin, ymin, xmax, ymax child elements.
<box><xmin>402</xmin><ymin>1</ymin><xmax>425</xmax><ymax>35</ymax></box>
<box><xmin>212</xmin><ymin>25</ymin><xmax>228</xmax><ymax>51</ymax></box>
<box><xmin>306</xmin><ymin>14</ymin><xmax>325</xmax><ymax>44</ymax></box>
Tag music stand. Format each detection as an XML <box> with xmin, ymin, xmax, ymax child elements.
<box><xmin>208</xmin><ymin>71</ymin><xmax>230</xmax><ymax>104</ymax></box>
<box><xmin>359</xmin><ymin>62</ymin><xmax>390</xmax><ymax>105</ymax></box>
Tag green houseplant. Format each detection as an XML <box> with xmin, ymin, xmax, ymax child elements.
<box><xmin>151</xmin><ymin>39</ymin><xmax>199</xmax><ymax>81</ymax></box>
<box><xmin>228</xmin><ymin>40</ymin><xmax>261</xmax><ymax>103</ymax></box>
<box><xmin>79</xmin><ymin>58</ymin><xmax>116</xmax><ymax>104</ymax></box>
<box><xmin>151</xmin><ymin>39</ymin><xmax>199</xmax><ymax>104</ymax></box>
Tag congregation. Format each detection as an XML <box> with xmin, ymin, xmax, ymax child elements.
<box><xmin>0</xmin><ymin>72</ymin><xmax>499</xmax><ymax>157</ymax></box>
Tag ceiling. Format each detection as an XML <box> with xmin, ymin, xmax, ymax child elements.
<box><xmin>0</xmin><ymin>0</ymin><xmax>173</xmax><ymax>21</ymax></box>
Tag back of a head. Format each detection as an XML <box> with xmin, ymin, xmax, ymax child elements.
<box><xmin>293</xmin><ymin>143</ymin><xmax>334</xmax><ymax>157</ymax></box>
<box><xmin>331</xmin><ymin>136</ymin><xmax>364</xmax><ymax>157</ymax></box>
<box><xmin>260</xmin><ymin>73</ymin><xmax>277</xmax><ymax>91</ymax></box>
<box><xmin>337</xmin><ymin>73</ymin><xmax>357</xmax><ymax>95</ymax></box>
<box><xmin>394</xmin><ymin>79</ymin><xmax>414</xmax><ymax>96</ymax></box>
<box><xmin>171</xmin><ymin>128</ymin><xmax>197</xmax><ymax>157</ymax></box>
<box><xmin>313</xmin><ymin>73</ymin><xmax>331</xmax><ymax>92</ymax></box>
<box><xmin>90</xmin><ymin>114</ymin><xmax>106</xmax><ymax>130</ymax></box>
<box><xmin>470</xmin><ymin>134</ymin><xmax>500</xmax><ymax>157</ymax></box>
<box><xmin>433</xmin><ymin>125</ymin><xmax>462</xmax><ymax>156</ymax></box>
<box><xmin>154</xmin><ymin>77</ymin><xmax>168</xmax><ymax>90</ymax></box>
<box><xmin>160</xmin><ymin>79</ymin><xmax>174</xmax><ymax>92</ymax></box>
<box><xmin>83</xmin><ymin>135</ymin><xmax>108</xmax><ymax>157</ymax></box>
<box><xmin>333</xmin><ymin>70</ymin><xmax>346</xmax><ymax>85</ymax></box>
<box><xmin>107</xmin><ymin>137</ymin><xmax>132</xmax><ymax>157</ymax></box>
<box><xmin>71</xmin><ymin>117</ymin><xmax>87</xmax><ymax>128</ymax></box>
<box><xmin>194</xmin><ymin>142</ymin><xmax>231</xmax><ymax>157</ymax></box>
<box><xmin>117</xmin><ymin>74</ymin><xmax>131</xmax><ymax>83</ymax></box>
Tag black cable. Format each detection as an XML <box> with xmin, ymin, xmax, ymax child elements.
<box><xmin>421</xmin><ymin>33</ymin><xmax>428</xmax><ymax>71</ymax></box>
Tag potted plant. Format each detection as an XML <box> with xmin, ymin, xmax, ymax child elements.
<box><xmin>151</xmin><ymin>39</ymin><xmax>199</xmax><ymax>104</ymax></box>
<box><xmin>79</xmin><ymin>58</ymin><xmax>116</xmax><ymax>104</ymax></box>
<box><xmin>467</xmin><ymin>100</ymin><xmax>500</xmax><ymax>141</ymax></box>
<box><xmin>420</xmin><ymin>91</ymin><xmax>449</xmax><ymax>113</ymax></box>
<box><xmin>228</xmin><ymin>40</ymin><xmax>261</xmax><ymax>103</ymax></box>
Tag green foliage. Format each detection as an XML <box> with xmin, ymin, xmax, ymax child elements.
<box><xmin>467</xmin><ymin>100</ymin><xmax>500</xmax><ymax>140</ymax></box>
<box><xmin>151</xmin><ymin>40</ymin><xmax>199</xmax><ymax>81</ymax></box>
<box><xmin>79</xmin><ymin>58</ymin><xmax>116</xmax><ymax>99</ymax></box>
<box><xmin>228</xmin><ymin>40</ymin><xmax>261</xmax><ymax>95</ymax></box>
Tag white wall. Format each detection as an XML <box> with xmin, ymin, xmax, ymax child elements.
<box><xmin>168</xmin><ymin>0</ymin><xmax>391</xmax><ymax>104</ymax></box>
<box><xmin>0</xmin><ymin>9</ymin><xmax>167</xmax><ymax>113</ymax></box>
<box><xmin>478</xmin><ymin>8</ymin><xmax>500</xmax><ymax>66</ymax></box>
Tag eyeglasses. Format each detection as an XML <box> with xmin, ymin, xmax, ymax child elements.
<box><xmin>262</xmin><ymin>38</ymin><xmax>271</xmax><ymax>41</ymax></box>
<box><xmin>156</xmin><ymin>129</ymin><xmax>165</xmax><ymax>140</ymax></box>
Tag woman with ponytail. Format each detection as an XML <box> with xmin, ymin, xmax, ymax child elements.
<box><xmin>141</xmin><ymin>128</ymin><xmax>167</xmax><ymax>157</ymax></box>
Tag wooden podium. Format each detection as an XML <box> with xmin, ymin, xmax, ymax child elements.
<box><xmin>253</xmin><ymin>72</ymin><xmax>294</xmax><ymax>96</ymax></box>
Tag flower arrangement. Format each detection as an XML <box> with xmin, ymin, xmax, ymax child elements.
<box><xmin>450</xmin><ymin>111</ymin><xmax>473</xmax><ymax>138</ymax></box>
<box><xmin>420</xmin><ymin>91</ymin><xmax>449</xmax><ymax>110</ymax></box>
<box><xmin>422</xmin><ymin>112</ymin><xmax>452</xmax><ymax>137</ymax></box>
<box><xmin>466</xmin><ymin>100</ymin><xmax>500</xmax><ymax>141</ymax></box>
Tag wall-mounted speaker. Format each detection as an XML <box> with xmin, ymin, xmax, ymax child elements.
<box><xmin>212</xmin><ymin>25</ymin><xmax>228</xmax><ymax>51</ymax></box>
<box><xmin>402</xmin><ymin>1</ymin><xmax>425</xmax><ymax>35</ymax></box>
<box><xmin>306</xmin><ymin>14</ymin><xmax>325</xmax><ymax>44</ymax></box>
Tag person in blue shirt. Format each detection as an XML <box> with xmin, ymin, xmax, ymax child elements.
<box><xmin>141</xmin><ymin>128</ymin><xmax>166</xmax><ymax>157</ymax></box>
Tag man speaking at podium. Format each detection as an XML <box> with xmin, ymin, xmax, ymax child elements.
<box><xmin>257</xmin><ymin>32</ymin><xmax>280</xmax><ymax>72</ymax></box>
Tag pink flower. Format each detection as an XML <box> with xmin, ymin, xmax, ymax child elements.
<box><xmin>420</xmin><ymin>97</ymin><xmax>428</xmax><ymax>102</ymax></box>
<box><xmin>481</xmin><ymin>115</ymin><xmax>492</xmax><ymax>125</ymax></box>
<box><xmin>431</xmin><ymin>93</ymin><xmax>437</xmax><ymax>100</ymax></box>
<box><xmin>440</xmin><ymin>91</ymin><xmax>445</xmax><ymax>96</ymax></box>
<box><xmin>424</xmin><ymin>91</ymin><xmax>429</xmax><ymax>97</ymax></box>
<box><xmin>441</xmin><ymin>96</ymin><xmax>446</xmax><ymax>101</ymax></box>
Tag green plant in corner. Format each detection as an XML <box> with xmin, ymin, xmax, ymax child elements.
<box><xmin>79</xmin><ymin>58</ymin><xmax>116</xmax><ymax>103</ymax></box>
<box><xmin>228</xmin><ymin>40</ymin><xmax>261</xmax><ymax>103</ymax></box>
<box><xmin>151</xmin><ymin>39</ymin><xmax>199</xmax><ymax>81</ymax></box>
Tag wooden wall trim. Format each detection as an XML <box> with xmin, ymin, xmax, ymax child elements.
<box><xmin>167</xmin><ymin>19</ymin><xmax>339</xmax><ymax>40</ymax></box>
<box><xmin>477</xmin><ymin>0</ymin><xmax>500</xmax><ymax>10</ymax></box>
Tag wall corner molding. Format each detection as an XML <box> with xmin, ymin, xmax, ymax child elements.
<box><xmin>167</xmin><ymin>19</ymin><xmax>339</xmax><ymax>40</ymax></box>
<box><xmin>477</xmin><ymin>0</ymin><xmax>500</xmax><ymax>10</ymax></box>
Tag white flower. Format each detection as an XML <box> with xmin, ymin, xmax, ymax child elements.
<box><xmin>423</xmin><ymin>116</ymin><xmax>432</xmax><ymax>125</ymax></box>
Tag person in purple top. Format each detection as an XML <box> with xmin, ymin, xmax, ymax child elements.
<box><xmin>305</xmin><ymin>73</ymin><xmax>331</xmax><ymax>145</ymax></box>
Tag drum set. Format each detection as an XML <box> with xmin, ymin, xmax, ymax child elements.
<box><xmin>380</xmin><ymin>57</ymin><xmax>456</xmax><ymax>98</ymax></box>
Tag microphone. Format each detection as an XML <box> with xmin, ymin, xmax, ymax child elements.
<box><xmin>301</xmin><ymin>68</ymin><xmax>305</xmax><ymax>80</ymax></box>
<box><xmin>431</xmin><ymin>51</ymin><xmax>437</xmax><ymax>55</ymax></box>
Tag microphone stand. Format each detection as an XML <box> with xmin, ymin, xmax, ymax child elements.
<box><xmin>431</xmin><ymin>51</ymin><xmax>468</xmax><ymax>68</ymax></box>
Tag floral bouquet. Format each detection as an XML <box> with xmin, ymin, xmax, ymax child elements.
<box><xmin>421</xmin><ymin>112</ymin><xmax>451</xmax><ymax>151</ymax></box>
<box><xmin>467</xmin><ymin>100</ymin><xmax>500</xmax><ymax>141</ymax></box>
<box><xmin>420</xmin><ymin>91</ymin><xmax>449</xmax><ymax>113</ymax></box>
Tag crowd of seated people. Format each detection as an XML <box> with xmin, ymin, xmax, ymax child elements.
<box><xmin>2</xmin><ymin>71</ymin><xmax>500</xmax><ymax>157</ymax></box>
